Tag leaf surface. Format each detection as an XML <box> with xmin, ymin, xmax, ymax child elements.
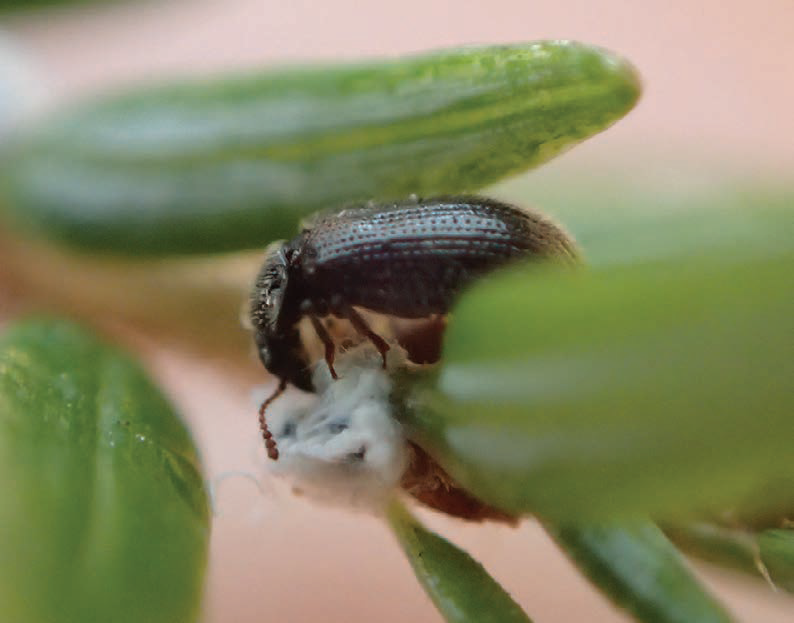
<box><xmin>0</xmin><ymin>42</ymin><xmax>639</xmax><ymax>254</ymax></box>
<box><xmin>387</xmin><ymin>500</ymin><xmax>532</xmax><ymax>623</ymax></box>
<box><xmin>0</xmin><ymin>319</ymin><xmax>209</xmax><ymax>623</ymax></box>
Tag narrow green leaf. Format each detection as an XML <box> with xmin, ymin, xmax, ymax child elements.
<box><xmin>666</xmin><ymin>523</ymin><xmax>794</xmax><ymax>594</ymax></box>
<box><xmin>546</xmin><ymin>522</ymin><xmax>733</xmax><ymax>623</ymax></box>
<box><xmin>0</xmin><ymin>318</ymin><xmax>209</xmax><ymax>623</ymax></box>
<box><xmin>387</xmin><ymin>499</ymin><xmax>532</xmax><ymax>623</ymax></box>
<box><xmin>759</xmin><ymin>530</ymin><xmax>794</xmax><ymax>593</ymax></box>
<box><xmin>399</xmin><ymin>214</ymin><xmax>794</xmax><ymax>520</ymax></box>
<box><xmin>0</xmin><ymin>41</ymin><xmax>639</xmax><ymax>254</ymax></box>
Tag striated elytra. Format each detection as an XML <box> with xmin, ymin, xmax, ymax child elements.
<box><xmin>250</xmin><ymin>195</ymin><xmax>578</xmax><ymax>393</ymax></box>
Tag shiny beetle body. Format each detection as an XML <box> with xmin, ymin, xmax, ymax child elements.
<box><xmin>250</xmin><ymin>195</ymin><xmax>576</xmax><ymax>392</ymax></box>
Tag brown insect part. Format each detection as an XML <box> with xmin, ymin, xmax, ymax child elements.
<box><xmin>259</xmin><ymin>378</ymin><xmax>287</xmax><ymax>460</ymax></box>
<box><xmin>391</xmin><ymin>315</ymin><xmax>447</xmax><ymax>365</ymax></box>
<box><xmin>401</xmin><ymin>441</ymin><xmax>518</xmax><ymax>524</ymax></box>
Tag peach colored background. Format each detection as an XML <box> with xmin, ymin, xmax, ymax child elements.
<box><xmin>3</xmin><ymin>1</ymin><xmax>794</xmax><ymax>622</ymax></box>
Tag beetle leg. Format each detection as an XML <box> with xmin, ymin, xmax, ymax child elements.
<box><xmin>309</xmin><ymin>315</ymin><xmax>338</xmax><ymax>379</ymax></box>
<box><xmin>345</xmin><ymin>307</ymin><xmax>391</xmax><ymax>369</ymax></box>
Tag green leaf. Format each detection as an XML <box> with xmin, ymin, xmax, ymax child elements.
<box><xmin>546</xmin><ymin>522</ymin><xmax>733</xmax><ymax>623</ymax></box>
<box><xmin>666</xmin><ymin>523</ymin><xmax>794</xmax><ymax>594</ymax></box>
<box><xmin>0</xmin><ymin>41</ymin><xmax>640</xmax><ymax>255</ymax></box>
<box><xmin>399</xmin><ymin>207</ymin><xmax>794</xmax><ymax>521</ymax></box>
<box><xmin>499</xmin><ymin>168</ymin><xmax>794</xmax><ymax>271</ymax></box>
<box><xmin>0</xmin><ymin>318</ymin><xmax>209</xmax><ymax>623</ymax></box>
<box><xmin>387</xmin><ymin>499</ymin><xmax>532</xmax><ymax>623</ymax></box>
<box><xmin>759</xmin><ymin>530</ymin><xmax>794</xmax><ymax>593</ymax></box>
<box><xmin>0</xmin><ymin>0</ymin><xmax>113</xmax><ymax>10</ymax></box>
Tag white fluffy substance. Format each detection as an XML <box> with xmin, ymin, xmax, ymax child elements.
<box><xmin>258</xmin><ymin>345</ymin><xmax>408</xmax><ymax>511</ymax></box>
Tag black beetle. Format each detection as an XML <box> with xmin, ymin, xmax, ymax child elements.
<box><xmin>250</xmin><ymin>195</ymin><xmax>577</xmax><ymax>458</ymax></box>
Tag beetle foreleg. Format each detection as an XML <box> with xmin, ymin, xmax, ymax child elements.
<box><xmin>310</xmin><ymin>315</ymin><xmax>339</xmax><ymax>379</ymax></box>
<box><xmin>345</xmin><ymin>307</ymin><xmax>390</xmax><ymax>369</ymax></box>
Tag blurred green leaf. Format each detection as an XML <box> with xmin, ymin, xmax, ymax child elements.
<box><xmin>759</xmin><ymin>530</ymin><xmax>794</xmax><ymax>593</ymax></box>
<box><xmin>387</xmin><ymin>499</ymin><xmax>531</xmax><ymax>623</ymax></box>
<box><xmin>547</xmin><ymin>522</ymin><xmax>732</xmax><ymax>623</ymax></box>
<box><xmin>666</xmin><ymin>523</ymin><xmax>794</xmax><ymax>594</ymax></box>
<box><xmin>0</xmin><ymin>35</ymin><xmax>45</xmax><ymax>145</ymax></box>
<box><xmin>498</xmin><ymin>168</ymin><xmax>794</xmax><ymax>270</ymax></box>
<box><xmin>399</xmin><ymin>206</ymin><xmax>793</xmax><ymax>521</ymax></box>
<box><xmin>0</xmin><ymin>0</ymin><xmax>114</xmax><ymax>9</ymax></box>
<box><xmin>0</xmin><ymin>41</ymin><xmax>639</xmax><ymax>254</ymax></box>
<box><xmin>0</xmin><ymin>318</ymin><xmax>209</xmax><ymax>623</ymax></box>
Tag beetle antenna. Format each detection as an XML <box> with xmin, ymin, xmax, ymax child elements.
<box><xmin>259</xmin><ymin>379</ymin><xmax>287</xmax><ymax>460</ymax></box>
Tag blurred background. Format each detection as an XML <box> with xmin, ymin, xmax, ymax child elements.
<box><xmin>1</xmin><ymin>1</ymin><xmax>792</xmax><ymax>621</ymax></box>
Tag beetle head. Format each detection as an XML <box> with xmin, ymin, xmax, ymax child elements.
<box><xmin>250</xmin><ymin>241</ymin><xmax>314</xmax><ymax>391</ymax></box>
<box><xmin>251</xmin><ymin>241</ymin><xmax>290</xmax><ymax>329</ymax></box>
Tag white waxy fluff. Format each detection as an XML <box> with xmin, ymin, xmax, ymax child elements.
<box><xmin>258</xmin><ymin>345</ymin><xmax>408</xmax><ymax>511</ymax></box>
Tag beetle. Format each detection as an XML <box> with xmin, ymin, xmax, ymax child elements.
<box><xmin>250</xmin><ymin>195</ymin><xmax>578</xmax><ymax>458</ymax></box>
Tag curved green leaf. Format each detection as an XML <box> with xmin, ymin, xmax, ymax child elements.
<box><xmin>547</xmin><ymin>522</ymin><xmax>732</xmax><ymax>623</ymax></box>
<box><xmin>0</xmin><ymin>318</ymin><xmax>209</xmax><ymax>623</ymax></box>
<box><xmin>0</xmin><ymin>41</ymin><xmax>639</xmax><ymax>254</ymax></box>
<box><xmin>399</xmin><ymin>211</ymin><xmax>794</xmax><ymax>521</ymax></box>
<box><xmin>666</xmin><ymin>523</ymin><xmax>794</xmax><ymax>594</ymax></box>
<box><xmin>387</xmin><ymin>499</ymin><xmax>531</xmax><ymax>623</ymax></box>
